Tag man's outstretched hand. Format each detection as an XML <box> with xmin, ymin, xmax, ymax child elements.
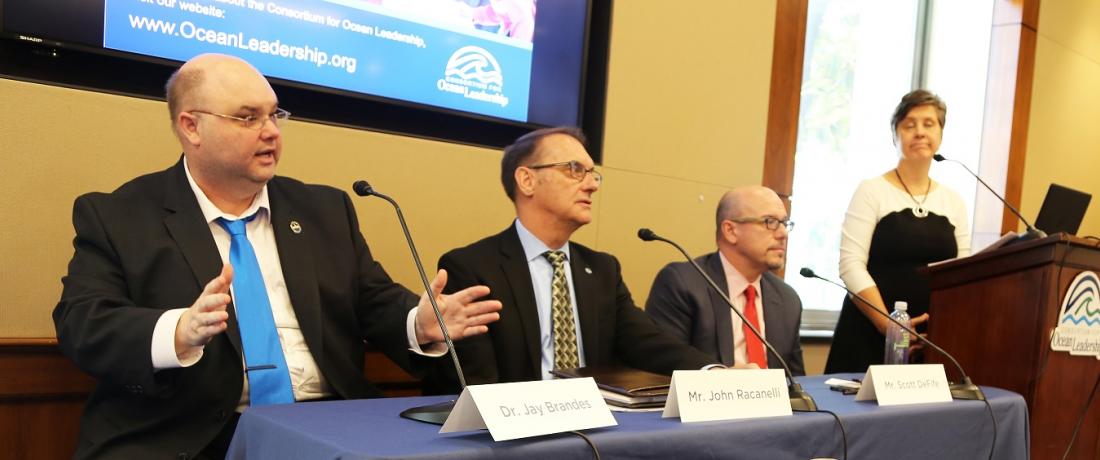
<box><xmin>414</xmin><ymin>269</ymin><xmax>502</xmax><ymax>344</ymax></box>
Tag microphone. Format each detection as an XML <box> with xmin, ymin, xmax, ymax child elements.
<box><xmin>351</xmin><ymin>180</ymin><xmax>373</xmax><ymax>197</ymax></box>
<box><xmin>798</xmin><ymin>267</ymin><xmax>985</xmax><ymax>400</ymax></box>
<box><xmin>933</xmin><ymin>154</ymin><xmax>1046</xmax><ymax>240</ymax></box>
<box><xmin>638</xmin><ymin>228</ymin><xmax>817</xmax><ymax>412</ymax></box>
<box><xmin>353</xmin><ymin>180</ymin><xmax>466</xmax><ymax>424</ymax></box>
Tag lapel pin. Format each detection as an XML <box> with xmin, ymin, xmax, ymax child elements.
<box><xmin>290</xmin><ymin>221</ymin><xmax>302</xmax><ymax>234</ymax></box>
<box><xmin>584</xmin><ymin>267</ymin><xmax>592</xmax><ymax>274</ymax></box>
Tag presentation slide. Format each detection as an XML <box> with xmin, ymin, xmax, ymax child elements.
<box><xmin>102</xmin><ymin>0</ymin><xmax>536</xmax><ymax>121</ymax></box>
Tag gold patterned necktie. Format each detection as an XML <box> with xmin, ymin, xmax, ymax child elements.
<box><xmin>544</xmin><ymin>250</ymin><xmax>579</xmax><ymax>369</ymax></box>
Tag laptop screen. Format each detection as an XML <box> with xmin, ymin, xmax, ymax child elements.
<box><xmin>1034</xmin><ymin>183</ymin><xmax>1092</xmax><ymax>236</ymax></box>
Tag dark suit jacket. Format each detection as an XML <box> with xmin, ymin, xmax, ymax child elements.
<box><xmin>644</xmin><ymin>252</ymin><xmax>805</xmax><ymax>376</ymax></box>
<box><xmin>52</xmin><ymin>159</ymin><xmax>421</xmax><ymax>459</ymax></box>
<box><xmin>423</xmin><ymin>224</ymin><xmax>715</xmax><ymax>394</ymax></box>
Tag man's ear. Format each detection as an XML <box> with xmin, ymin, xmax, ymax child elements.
<box><xmin>515</xmin><ymin>166</ymin><xmax>537</xmax><ymax>198</ymax></box>
<box><xmin>722</xmin><ymin>219</ymin><xmax>739</xmax><ymax>245</ymax></box>
<box><xmin>177</xmin><ymin>112</ymin><xmax>202</xmax><ymax>147</ymax></box>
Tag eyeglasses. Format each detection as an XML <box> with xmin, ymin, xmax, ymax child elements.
<box><xmin>189</xmin><ymin>108</ymin><xmax>291</xmax><ymax>130</ymax></box>
<box><xmin>527</xmin><ymin>160</ymin><xmax>603</xmax><ymax>184</ymax></box>
<box><xmin>728</xmin><ymin>216</ymin><xmax>795</xmax><ymax>232</ymax></box>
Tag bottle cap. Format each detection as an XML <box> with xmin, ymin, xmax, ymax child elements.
<box><xmin>894</xmin><ymin>301</ymin><xmax>908</xmax><ymax>311</ymax></box>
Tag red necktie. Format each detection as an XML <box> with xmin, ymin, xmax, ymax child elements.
<box><xmin>742</xmin><ymin>285</ymin><xmax>768</xmax><ymax>368</ymax></box>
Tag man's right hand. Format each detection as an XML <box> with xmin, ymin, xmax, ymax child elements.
<box><xmin>175</xmin><ymin>264</ymin><xmax>233</xmax><ymax>360</ymax></box>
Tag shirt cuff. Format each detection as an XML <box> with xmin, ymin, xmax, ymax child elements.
<box><xmin>406</xmin><ymin>307</ymin><xmax>447</xmax><ymax>357</ymax></box>
<box><xmin>151</xmin><ymin>308</ymin><xmax>204</xmax><ymax>369</ymax></box>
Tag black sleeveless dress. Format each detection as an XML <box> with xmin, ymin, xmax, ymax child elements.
<box><xmin>824</xmin><ymin>209</ymin><xmax>958</xmax><ymax>373</ymax></box>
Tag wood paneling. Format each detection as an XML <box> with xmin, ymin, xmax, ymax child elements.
<box><xmin>926</xmin><ymin>235</ymin><xmax>1100</xmax><ymax>460</ymax></box>
<box><xmin>762</xmin><ymin>0</ymin><xmax>809</xmax><ymax>203</ymax></box>
<box><xmin>976</xmin><ymin>0</ymin><xmax>1041</xmax><ymax>237</ymax></box>
<box><xmin>0</xmin><ymin>400</ymin><xmax>86</xmax><ymax>460</ymax></box>
<box><xmin>0</xmin><ymin>339</ymin><xmax>421</xmax><ymax>460</ymax></box>
<box><xmin>992</xmin><ymin>0</ymin><xmax>1039</xmax><ymax>28</ymax></box>
<box><xmin>364</xmin><ymin>343</ymin><xmax>422</xmax><ymax>397</ymax></box>
<box><xmin>0</xmin><ymin>340</ymin><xmax>90</xmax><ymax>460</ymax></box>
<box><xmin>0</xmin><ymin>339</ymin><xmax>96</xmax><ymax>399</ymax></box>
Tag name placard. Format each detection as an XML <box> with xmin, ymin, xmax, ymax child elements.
<box><xmin>662</xmin><ymin>369</ymin><xmax>791</xmax><ymax>423</ymax></box>
<box><xmin>855</xmin><ymin>364</ymin><xmax>952</xmax><ymax>406</ymax></box>
<box><xmin>439</xmin><ymin>378</ymin><xmax>616</xmax><ymax>441</ymax></box>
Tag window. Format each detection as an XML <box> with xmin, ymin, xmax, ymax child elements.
<box><xmin>786</xmin><ymin>0</ymin><xmax>994</xmax><ymax>334</ymax></box>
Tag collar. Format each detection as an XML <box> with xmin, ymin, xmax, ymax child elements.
<box><xmin>718</xmin><ymin>251</ymin><xmax>762</xmax><ymax>297</ymax></box>
<box><xmin>183</xmin><ymin>156</ymin><xmax>270</xmax><ymax>223</ymax></box>
<box><xmin>514</xmin><ymin>218</ymin><xmax>571</xmax><ymax>263</ymax></box>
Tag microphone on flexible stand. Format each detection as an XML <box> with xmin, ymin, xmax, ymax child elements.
<box><xmin>353</xmin><ymin>180</ymin><xmax>466</xmax><ymax>424</ymax></box>
<box><xmin>637</xmin><ymin>228</ymin><xmax>817</xmax><ymax>412</ymax></box>
<box><xmin>933</xmin><ymin>154</ymin><xmax>1046</xmax><ymax>241</ymax></box>
<box><xmin>798</xmin><ymin>267</ymin><xmax>985</xmax><ymax>400</ymax></box>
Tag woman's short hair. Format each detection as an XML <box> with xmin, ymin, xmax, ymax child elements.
<box><xmin>891</xmin><ymin>89</ymin><xmax>947</xmax><ymax>134</ymax></box>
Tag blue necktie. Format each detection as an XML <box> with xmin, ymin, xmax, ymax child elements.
<box><xmin>217</xmin><ymin>216</ymin><xmax>295</xmax><ymax>406</ymax></box>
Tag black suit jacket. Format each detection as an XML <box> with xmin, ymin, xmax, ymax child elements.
<box><xmin>52</xmin><ymin>159</ymin><xmax>421</xmax><ymax>459</ymax></box>
<box><xmin>423</xmin><ymin>224</ymin><xmax>715</xmax><ymax>394</ymax></box>
<box><xmin>644</xmin><ymin>252</ymin><xmax>805</xmax><ymax>375</ymax></box>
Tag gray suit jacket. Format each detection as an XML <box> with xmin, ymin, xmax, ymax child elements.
<box><xmin>645</xmin><ymin>252</ymin><xmax>805</xmax><ymax>375</ymax></box>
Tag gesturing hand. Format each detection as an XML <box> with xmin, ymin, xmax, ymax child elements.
<box><xmin>175</xmin><ymin>264</ymin><xmax>233</xmax><ymax>360</ymax></box>
<box><xmin>414</xmin><ymin>269</ymin><xmax>502</xmax><ymax>344</ymax></box>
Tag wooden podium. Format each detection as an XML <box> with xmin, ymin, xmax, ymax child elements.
<box><xmin>924</xmin><ymin>234</ymin><xmax>1100</xmax><ymax>460</ymax></box>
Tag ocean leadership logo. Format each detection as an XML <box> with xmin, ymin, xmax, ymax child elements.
<box><xmin>1051</xmin><ymin>271</ymin><xmax>1100</xmax><ymax>359</ymax></box>
<box><xmin>437</xmin><ymin>45</ymin><xmax>510</xmax><ymax>107</ymax></box>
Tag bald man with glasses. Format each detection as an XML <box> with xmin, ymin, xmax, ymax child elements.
<box><xmin>645</xmin><ymin>186</ymin><xmax>806</xmax><ymax>375</ymax></box>
<box><xmin>52</xmin><ymin>53</ymin><xmax>500</xmax><ymax>459</ymax></box>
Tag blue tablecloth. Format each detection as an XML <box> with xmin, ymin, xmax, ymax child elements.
<box><xmin>226</xmin><ymin>374</ymin><xmax>1028</xmax><ymax>459</ymax></box>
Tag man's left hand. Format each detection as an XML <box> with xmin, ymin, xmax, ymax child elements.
<box><xmin>414</xmin><ymin>269</ymin><xmax>502</xmax><ymax>344</ymax></box>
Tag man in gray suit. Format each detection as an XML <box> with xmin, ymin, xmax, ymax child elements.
<box><xmin>646</xmin><ymin>186</ymin><xmax>805</xmax><ymax>375</ymax></box>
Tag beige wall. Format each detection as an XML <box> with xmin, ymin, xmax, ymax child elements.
<box><xmin>6</xmin><ymin>1</ymin><xmax>1086</xmax><ymax>382</ymax></box>
<box><xmin>1020</xmin><ymin>1</ymin><xmax>1100</xmax><ymax>236</ymax></box>
<box><xmin>0</xmin><ymin>1</ymin><xmax>779</xmax><ymax>338</ymax></box>
<box><xmin>598</xmin><ymin>1</ymin><xmax>776</xmax><ymax>305</ymax></box>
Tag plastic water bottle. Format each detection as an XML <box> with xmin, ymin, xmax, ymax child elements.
<box><xmin>884</xmin><ymin>301</ymin><xmax>911</xmax><ymax>365</ymax></box>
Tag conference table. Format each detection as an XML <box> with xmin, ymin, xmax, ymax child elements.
<box><xmin>226</xmin><ymin>374</ymin><xmax>1028</xmax><ymax>459</ymax></box>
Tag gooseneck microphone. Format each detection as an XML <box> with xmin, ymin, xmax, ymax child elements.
<box><xmin>638</xmin><ymin>228</ymin><xmax>817</xmax><ymax>412</ymax></box>
<box><xmin>933</xmin><ymin>154</ymin><xmax>1046</xmax><ymax>240</ymax></box>
<box><xmin>798</xmin><ymin>267</ymin><xmax>985</xmax><ymax>400</ymax></box>
<box><xmin>353</xmin><ymin>180</ymin><xmax>465</xmax><ymax>424</ymax></box>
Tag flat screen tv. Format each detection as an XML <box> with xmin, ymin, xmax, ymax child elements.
<box><xmin>0</xmin><ymin>0</ymin><xmax>610</xmax><ymax>155</ymax></box>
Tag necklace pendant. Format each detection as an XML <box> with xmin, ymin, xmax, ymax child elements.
<box><xmin>895</xmin><ymin>169</ymin><xmax>931</xmax><ymax>219</ymax></box>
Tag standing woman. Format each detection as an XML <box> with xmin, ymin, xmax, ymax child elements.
<box><xmin>824</xmin><ymin>90</ymin><xmax>971</xmax><ymax>373</ymax></box>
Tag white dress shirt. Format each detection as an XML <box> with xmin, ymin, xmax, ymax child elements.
<box><xmin>150</xmin><ymin>158</ymin><xmax>439</xmax><ymax>409</ymax></box>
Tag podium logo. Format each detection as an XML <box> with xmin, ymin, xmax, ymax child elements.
<box><xmin>436</xmin><ymin>46</ymin><xmax>510</xmax><ymax>107</ymax></box>
<box><xmin>1051</xmin><ymin>271</ymin><xmax>1100</xmax><ymax>359</ymax></box>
